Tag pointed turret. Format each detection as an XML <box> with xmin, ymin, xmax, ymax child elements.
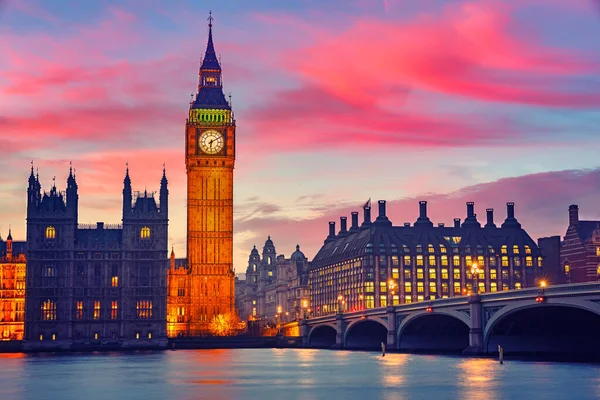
<box><xmin>160</xmin><ymin>164</ymin><xmax>168</xmax><ymax>218</ymax></box>
<box><xmin>66</xmin><ymin>162</ymin><xmax>79</xmax><ymax>220</ymax></box>
<box><xmin>122</xmin><ymin>163</ymin><xmax>132</xmax><ymax>219</ymax></box>
<box><xmin>192</xmin><ymin>12</ymin><xmax>231</xmax><ymax>110</ymax></box>
<box><xmin>6</xmin><ymin>226</ymin><xmax>13</xmax><ymax>260</ymax></box>
<box><xmin>170</xmin><ymin>247</ymin><xmax>175</xmax><ymax>269</ymax></box>
<box><xmin>27</xmin><ymin>162</ymin><xmax>38</xmax><ymax>214</ymax></box>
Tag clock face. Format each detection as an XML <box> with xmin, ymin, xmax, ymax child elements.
<box><xmin>199</xmin><ymin>130</ymin><xmax>224</xmax><ymax>155</ymax></box>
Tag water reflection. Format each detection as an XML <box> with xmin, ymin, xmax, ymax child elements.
<box><xmin>458</xmin><ymin>358</ymin><xmax>498</xmax><ymax>400</ymax></box>
<box><xmin>380</xmin><ymin>353</ymin><xmax>409</xmax><ymax>387</ymax></box>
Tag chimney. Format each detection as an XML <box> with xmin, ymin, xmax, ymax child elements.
<box><xmin>466</xmin><ymin>202</ymin><xmax>475</xmax><ymax>218</ymax></box>
<box><xmin>350</xmin><ymin>212</ymin><xmax>359</xmax><ymax>231</ymax></box>
<box><xmin>339</xmin><ymin>217</ymin><xmax>348</xmax><ymax>235</ymax></box>
<box><xmin>404</xmin><ymin>222</ymin><xmax>411</xmax><ymax>227</ymax></box>
<box><xmin>97</xmin><ymin>222</ymin><xmax>104</xmax><ymax>230</ymax></box>
<box><xmin>378</xmin><ymin>200</ymin><xmax>386</xmax><ymax>218</ymax></box>
<box><xmin>438</xmin><ymin>223</ymin><xmax>445</xmax><ymax>227</ymax></box>
<box><xmin>325</xmin><ymin>221</ymin><xmax>336</xmax><ymax>244</ymax></box>
<box><xmin>569</xmin><ymin>205</ymin><xmax>579</xmax><ymax>226</ymax></box>
<box><xmin>415</xmin><ymin>200</ymin><xmax>433</xmax><ymax>227</ymax></box>
<box><xmin>485</xmin><ymin>208</ymin><xmax>496</xmax><ymax>228</ymax></box>
<box><xmin>507</xmin><ymin>202</ymin><xmax>515</xmax><ymax>219</ymax></box>
<box><xmin>454</xmin><ymin>218</ymin><xmax>461</xmax><ymax>228</ymax></box>
<box><xmin>374</xmin><ymin>200</ymin><xmax>392</xmax><ymax>226</ymax></box>
<box><xmin>361</xmin><ymin>204</ymin><xmax>372</xmax><ymax>228</ymax></box>
<box><xmin>501</xmin><ymin>202</ymin><xmax>521</xmax><ymax>229</ymax></box>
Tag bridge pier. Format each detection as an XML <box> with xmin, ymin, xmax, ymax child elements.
<box><xmin>386</xmin><ymin>306</ymin><xmax>396</xmax><ymax>349</ymax></box>
<box><xmin>300</xmin><ymin>319</ymin><xmax>309</xmax><ymax>347</ymax></box>
<box><xmin>333</xmin><ymin>312</ymin><xmax>345</xmax><ymax>349</ymax></box>
<box><xmin>463</xmin><ymin>294</ymin><xmax>484</xmax><ymax>355</ymax></box>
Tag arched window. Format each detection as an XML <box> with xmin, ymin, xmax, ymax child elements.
<box><xmin>45</xmin><ymin>226</ymin><xmax>56</xmax><ymax>239</ymax></box>
<box><xmin>513</xmin><ymin>245</ymin><xmax>520</xmax><ymax>254</ymax></box>
<box><xmin>140</xmin><ymin>226</ymin><xmax>151</xmax><ymax>239</ymax></box>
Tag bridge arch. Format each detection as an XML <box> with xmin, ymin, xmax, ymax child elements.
<box><xmin>484</xmin><ymin>298</ymin><xmax>600</xmax><ymax>359</ymax></box>
<box><xmin>344</xmin><ymin>317</ymin><xmax>388</xmax><ymax>350</ymax></box>
<box><xmin>307</xmin><ymin>323</ymin><xmax>337</xmax><ymax>348</ymax></box>
<box><xmin>397</xmin><ymin>310</ymin><xmax>471</xmax><ymax>353</ymax></box>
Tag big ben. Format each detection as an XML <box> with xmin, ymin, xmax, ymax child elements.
<box><xmin>185</xmin><ymin>14</ymin><xmax>235</xmax><ymax>335</ymax></box>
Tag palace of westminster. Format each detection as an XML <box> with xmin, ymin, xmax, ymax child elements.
<box><xmin>2</xmin><ymin>17</ymin><xmax>600</xmax><ymax>349</ymax></box>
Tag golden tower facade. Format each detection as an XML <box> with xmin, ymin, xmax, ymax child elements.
<box><xmin>181</xmin><ymin>15</ymin><xmax>235</xmax><ymax>335</ymax></box>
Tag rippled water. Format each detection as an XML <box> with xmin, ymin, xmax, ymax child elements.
<box><xmin>1</xmin><ymin>349</ymin><xmax>600</xmax><ymax>400</ymax></box>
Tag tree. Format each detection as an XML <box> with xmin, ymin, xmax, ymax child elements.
<box><xmin>209</xmin><ymin>312</ymin><xmax>241</xmax><ymax>336</ymax></box>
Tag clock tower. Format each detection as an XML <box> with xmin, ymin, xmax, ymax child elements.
<box><xmin>185</xmin><ymin>14</ymin><xmax>235</xmax><ymax>335</ymax></box>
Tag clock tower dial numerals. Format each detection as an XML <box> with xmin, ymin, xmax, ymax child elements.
<box><xmin>199</xmin><ymin>130</ymin><xmax>224</xmax><ymax>155</ymax></box>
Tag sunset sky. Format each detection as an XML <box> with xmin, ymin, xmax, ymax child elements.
<box><xmin>1</xmin><ymin>0</ymin><xmax>599</xmax><ymax>275</ymax></box>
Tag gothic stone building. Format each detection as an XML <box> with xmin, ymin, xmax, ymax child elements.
<box><xmin>309</xmin><ymin>200</ymin><xmax>543</xmax><ymax>316</ymax></box>
<box><xmin>0</xmin><ymin>230</ymin><xmax>26</xmax><ymax>340</ymax></box>
<box><xmin>24</xmin><ymin>165</ymin><xmax>168</xmax><ymax>350</ymax></box>
<box><xmin>559</xmin><ymin>205</ymin><xmax>600</xmax><ymax>283</ymax></box>
<box><xmin>237</xmin><ymin>237</ymin><xmax>309</xmax><ymax>326</ymax></box>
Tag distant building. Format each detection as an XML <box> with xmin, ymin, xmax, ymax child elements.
<box><xmin>236</xmin><ymin>238</ymin><xmax>310</xmax><ymax>326</ymax></box>
<box><xmin>24</xmin><ymin>165</ymin><xmax>168</xmax><ymax>350</ymax></box>
<box><xmin>0</xmin><ymin>230</ymin><xmax>26</xmax><ymax>340</ymax></box>
<box><xmin>309</xmin><ymin>200</ymin><xmax>543</xmax><ymax>315</ymax></box>
<box><xmin>537</xmin><ymin>235</ymin><xmax>562</xmax><ymax>285</ymax></box>
<box><xmin>559</xmin><ymin>205</ymin><xmax>600</xmax><ymax>283</ymax></box>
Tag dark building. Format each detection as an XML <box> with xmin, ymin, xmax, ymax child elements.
<box><xmin>24</xmin><ymin>165</ymin><xmax>168</xmax><ymax>350</ymax></box>
<box><xmin>559</xmin><ymin>205</ymin><xmax>600</xmax><ymax>283</ymax></box>
<box><xmin>537</xmin><ymin>235</ymin><xmax>562</xmax><ymax>285</ymax></box>
<box><xmin>309</xmin><ymin>200</ymin><xmax>543</xmax><ymax>315</ymax></box>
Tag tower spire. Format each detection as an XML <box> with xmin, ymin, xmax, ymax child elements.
<box><xmin>200</xmin><ymin>11</ymin><xmax>220</xmax><ymax>71</ymax></box>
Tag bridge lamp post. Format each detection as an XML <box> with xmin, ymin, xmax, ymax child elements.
<box><xmin>337</xmin><ymin>294</ymin><xmax>345</xmax><ymax>314</ymax></box>
<box><xmin>359</xmin><ymin>294</ymin><xmax>364</xmax><ymax>310</ymax></box>
<box><xmin>277</xmin><ymin>306</ymin><xmax>282</xmax><ymax>334</ymax></box>
<box><xmin>302</xmin><ymin>300</ymin><xmax>308</xmax><ymax>320</ymax></box>
<box><xmin>471</xmin><ymin>262</ymin><xmax>480</xmax><ymax>295</ymax></box>
<box><xmin>388</xmin><ymin>279</ymin><xmax>396</xmax><ymax>307</ymax></box>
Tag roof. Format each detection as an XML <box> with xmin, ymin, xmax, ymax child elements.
<box><xmin>310</xmin><ymin>224</ymin><xmax>541</xmax><ymax>270</ymax></box>
<box><xmin>0</xmin><ymin>240</ymin><xmax>26</xmax><ymax>258</ymax></box>
<box><xmin>75</xmin><ymin>228</ymin><xmax>122</xmax><ymax>247</ymax></box>
<box><xmin>201</xmin><ymin>23</ymin><xmax>220</xmax><ymax>70</ymax></box>
<box><xmin>192</xmin><ymin>86</ymin><xmax>230</xmax><ymax>110</ymax></box>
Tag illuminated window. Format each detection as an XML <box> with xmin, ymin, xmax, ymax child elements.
<box><xmin>392</xmin><ymin>295</ymin><xmax>400</xmax><ymax>306</ymax></box>
<box><xmin>440</xmin><ymin>245</ymin><xmax>446</xmax><ymax>254</ymax></box>
<box><xmin>502</xmin><ymin>283</ymin><xmax>509</xmax><ymax>291</ymax></box>
<box><xmin>252</xmin><ymin>307</ymin><xmax>257</xmax><ymax>316</ymax></box>
<box><xmin>417</xmin><ymin>268</ymin><xmax>424</xmax><ymax>280</ymax></box>
<box><xmin>417</xmin><ymin>295</ymin><xmax>424</xmax><ymax>302</ymax></box>
<box><xmin>416</xmin><ymin>255</ymin><xmax>423</xmax><ymax>266</ymax></box>
<box><xmin>417</xmin><ymin>282</ymin><xmax>424</xmax><ymax>293</ymax></box>
<box><xmin>268</xmin><ymin>271</ymin><xmax>273</xmax><ymax>277</ymax></box>
<box><xmin>365</xmin><ymin>295</ymin><xmax>375</xmax><ymax>309</ymax></box>
<box><xmin>111</xmin><ymin>276</ymin><xmax>119</xmax><ymax>287</ymax></box>
<box><xmin>465</xmin><ymin>256</ymin><xmax>472</xmax><ymax>267</ymax></box>
<box><xmin>140</xmin><ymin>226</ymin><xmax>151</xmax><ymax>239</ymax></box>
<box><xmin>45</xmin><ymin>226</ymin><xmax>56</xmax><ymax>239</ymax></box>
<box><xmin>478</xmin><ymin>256</ymin><xmax>484</xmax><ymax>266</ymax></box>
<box><xmin>478</xmin><ymin>282</ymin><xmax>485</xmax><ymax>293</ymax></box>
<box><xmin>564</xmin><ymin>264</ymin><xmax>570</xmax><ymax>273</ymax></box>
<box><xmin>429</xmin><ymin>269</ymin><xmax>436</xmax><ymax>280</ymax></box>
<box><xmin>428</xmin><ymin>255</ymin><xmax>436</xmax><ymax>266</ymax></box>
<box><xmin>93</xmin><ymin>300</ymin><xmax>101</xmax><ymax>320</ymax></box>
<box><xmin>525</xmin><ymin>246</ymin><xmax>531</xmax><ymax>254</ymax></box>
<box><xmin>501</xmin><ymin>256</ymin><xmax>509</xmax><ymax>267</ymax></box>
<box><xmin>491</xmin><ymin>282</ymin><xmax>498</xmax><ymax>292</ymax></box>
<box><xmin>94</xmin><ymin>332</ymin><xmax>99</xmax><ymax>340</ymax></box>
<box><xmin>380</xmin><ymin>297</ymin><xmax>387</xmax><ymax>308</ymax></box>
<box><xmin>525</xmin><ymin>256</ymin><xmax>533</xmax><ymax>267</ymax></box>
<box><xmin>441</xmin><ymin>255</ymin><xmax>448</xmax><ymax>266</ymax></box>
<box><xmin>136</xmin><ymin>300</ymin><xmax>153</xmax><ymax>319</ymax></box>
<box><xmin>52</xmin><ymin>334</ymin><xmax>56</xmax><ymax>341</ymax></box>
<box><xmin>515</xmin><ymin>282</ymin><xmax>522</xmax><ymax>289</ymax></box>
<box><xmin>148</xmin><ymin>332</ymin><xmax>152</xmax><ymax>339</ymax></box>
<box><xmin>391</xmin><ymin>256</ymin><xmax>399</xmax><ymax>266</ymax></box>
<box><xmin>597</xmin><ymin>247</ymin><xmax>600</xmax><ymax>257</ymax></box>
<box><xmin>538</xmin><ymin>257</ymin><xmax>543</xmax><ymax>267</ymax></box>
<box><xmin>452</xmin><ymin>237</ymin><xmax>461</xmax><ymax>244</ymax></box>
<box><xmin>429</xmin><ymin>282</ymin><xmax>437</xmax><ymax>293</ymax></box>
<box><xmin>365</xmin><ymin>282</ymin><xmax>374</xmax><ymax>292</ymax></box>
<box><xmin>40</xmin><ymin>334</ymin><xmax>43</xmax><ymax>341</ymax></box>
<box><xmin>252</xmin><ymin>300</ymin><xmax>256</xmax><ymax>305</ymax></box>
<box><xmin>177</xmin><ymin>307</ymin><xmax>185</xmax><ymax>323</ymax></box>
<box><xmin>490</xmin><ymin>269</ymin><xmax>497</xmax><ymax>280</ymax></box>
<box><xmin>379</xmin><ymin>282</ymin><xmax>387</xmax><ymax>293</ymax></box>
<box><xmin>514</xmin><ymin>257</ymin><xmax>521</xmax><ymax>267</ymax></box>
<box><xmin>501</xmin><ymin>245</ymin><xmax>507</xmax><ymax>254</ymax></box>
<box><xmin>391</xmin><ymin>268</ymin><xmax>399</xmax><ymax>279</ymax></box>
<box><xmin>489</xmin><ymin>257</ymin><xmax>496</xmax><ymax>267</ymax></box>
<box><xmin>267</xmin><ymin>256</ymin><xmax>272</xmax><ymax>265</ymax></box>
<box><xmin>41</xmin><ymin>300</ymin><xmax>56</xmax><ymax>320</ymax></box>
<box><xmin>206</xmin><ymin>76</ymin><xmax>216</xmax><ymax>83</ymax></box>
<box><xmin>404</xmin><ymin>282</ymin><xmax>412</xmax><ymax>293</ymax></box>
<box><xmin>136</xmin><ymin>332</ymin><xmax>140</xmax><ymax>339</ymax></box>
<box><xmin>76</xmin><ymin>301</ymin><xmax>83</xmax><ymax>320</ymax></box>
<box><xmin>453</xmin><ymin>268</ymin><xmax>461</xmax><ymax>280</ymax></box>
<box><xmin>111</xmin><ymin>301</ymin><xmax>118</xmax><ymax>320</ymax></box>
<box><xmin>404</xmin><ymin>295</ymin><xmax>412</xmax><ymax>304</ymax></box>
<box><xmin>403</xmin><ymin>256</ymin><xmax>411</xmax><ymax>266</ymax></box>
<box><xmin>442</xmin><ymin>282</ymin><xmax>449</xmax><ymax>294</ymax></box>
<box><xmin>428</xmin><ymin>244</ymin><xmax>435</xmax><ymax>253</ymax></box>
<box><xmin>404</xmin><ymin>269</ymin><xmax>411</xmax><ymax>279</ymax></box>
<box><xmin>453</xmin><ymin>256</ymin><xmax>460</xmax><ymax>266</ymax></box>
<box><xmin>453</xmin><ymin>282</ymin><xmax>461</xmax><ymax>293</ymax></box>
<box><xmin>252</xmin><ymin>264</ymin><xmax>257</xmax><ymax>272</ymax></box>
<box><xmin>441</xmin><ymin>269</ymin><xmax>448</xmax><ymax>280</ymax></box>
<box><xmin>513</xmin><ymin>245</ymin><xmax>520</xmax><ymax>254</ymax></box>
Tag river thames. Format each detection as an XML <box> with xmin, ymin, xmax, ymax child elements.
<box><xmin>1</xmin><ymin>349</ymin><xmax>599</xmax><ymax>400</ymax></box>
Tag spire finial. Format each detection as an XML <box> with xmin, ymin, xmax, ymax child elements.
<box><xmin>208</xmin><ymin>10</ymin><xmax>213</xmax><ymax>29</ymax></box>
<box><xmin>36</xmin><ymin>167</ymin><xmax>39</xmax><ymax>181</ymax></box>
<box><xmin>52</xmin><ymin>176</ymin><xmax>56</xmax><ymax>188</ymax></box>
<box><xmin>30</xmin><ymin>160</ymin><xmax>34</xmax><ymax>175</ymax></box>
<box><xmin>69</xmin><ymin>161</ymin><xmax>72</xmax><ymax>174</ymax></box>
<box><xmin>126</xmin><ymin>161</ymin><xmax>129</xmax><ymax>173</ymax></box>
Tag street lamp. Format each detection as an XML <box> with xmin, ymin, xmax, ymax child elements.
<box><xmin>388</xmin><ymin>279</ymin><xmax>396</xmax><ymax>307</ymax></box>
<box><xmin>302</xmin><ymin>300</ymin><xmax>308</xmax><ymax>319</ymax></box>
<box><xmin>337</xmin><ymin>294</ymin><xmax>345</xmax><ymax>313</ymax></box>
<box><xmin>358</xmin><ymin>294</ymin><xmax>364</xmax><ymax>310</ymax></box>
<box><xmin>277</xmin><ymin>305</ymin><xmax>282</xmax><ymax>334</ymax></box>
<box><xmin>471</xmin><ymin>262</ymin><xmax>480</xmax><ymax>295</ymax></box>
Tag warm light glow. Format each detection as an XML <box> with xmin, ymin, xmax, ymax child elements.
<box><xmin>470</xmin><ymin>262</ymin><xmax>479</xmax><ymax>275</ymax></box>
<box><xmin>45</xmin><ymin>226</ymin><xmax>56</xmax><ymax>239</ymax></box>
<box><xmin>540</xmin><ymin>280</ymin><xmax>547</xmax><ymax>288</ymax></box>
<box><xmin>302</xmin><ymin>300</ymin><xmax>308</xmax><ymax>308</ymax></box>
<box><xmin>140</xmin><ymin>226</ymin><xmax>151</xmax><ymax>239</ymax></box>
<box><xmin>277</xmin><ymin>306</ymin><xmax>282</xmax><ymax>314</ymax></box>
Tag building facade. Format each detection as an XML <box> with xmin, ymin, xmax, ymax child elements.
<box><xmin>0</xmin><ymin>230</ymin><xmax>26</xmax><ymax>341</ymax></box>
<box><xmin>559</xmin><ymin>204</ymin><xmax>600</xmax><ymax>283</ymax></box>
<box><xmin>24</xmin><ymin>165</ymin><xmax>168</xmax><ymax>350</ymax></box>
<box><xmin>167</xmin><ymin>16</ymin><xmax>236</xmax><ymax>336</ymax></box>
<box><xmin>309</xmin><ymin>200</ymin><xmax>543</xmax><ymax>316</ymax></box>
<box><xmin>236</xmin><ymin>238</ymin><xmax>310</xmax><ymax>327</ymax></box>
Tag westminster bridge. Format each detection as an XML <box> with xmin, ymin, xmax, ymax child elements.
<box><xmin>299</xmin><ymin>282</ymin><xmax>600</xmax><ymax>356</ymax></box>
